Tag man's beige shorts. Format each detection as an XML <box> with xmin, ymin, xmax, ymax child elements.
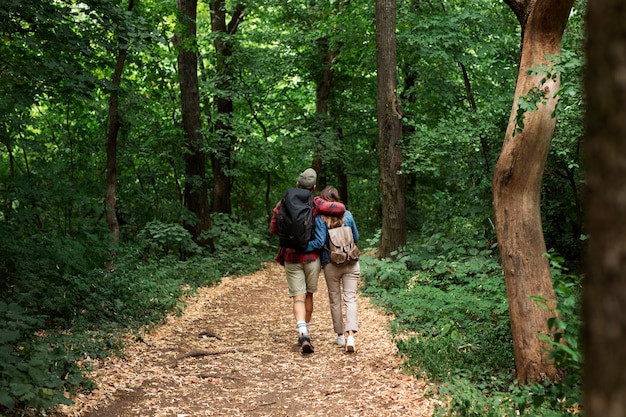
<box><xmin>284</xmin><ymin>259</ymin><xmax>321</xmax><ymax>297</ymax></box>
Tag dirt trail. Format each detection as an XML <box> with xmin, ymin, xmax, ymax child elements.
<box><xmin>53</xmin><ymin>262</ymin><xmax>438</xmax><ymax>417</ymax></box>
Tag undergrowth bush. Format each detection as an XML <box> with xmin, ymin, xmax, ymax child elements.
<box><xmin>138</xmin><ymin>220</ymin><xmax>203</xmax><ymax>259</ymax></box>
<box><xmin>204</xmin><ymin>214</ymin><xmax>273</xmax><ymax>277</ymax></box>
<box><xmin>0</xmin><ymin>303</ymin><xmax>82</xmax><ymax>412</ymax></box>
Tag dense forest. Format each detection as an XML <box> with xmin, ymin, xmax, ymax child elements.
<box><xmin>3</xmin><ymin>0</ymin><xmax>620</xmax><ymax>415</ymax></box>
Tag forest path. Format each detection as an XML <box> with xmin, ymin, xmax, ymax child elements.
<box><xmin>53</xmin><ymin>262</ymin><xmax>438</xmax><ymax>417</ymax></box>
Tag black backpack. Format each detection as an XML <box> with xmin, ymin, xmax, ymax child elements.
<box><xmin>277</xmin><ymin>188</ymin><xmax>314</xmax><ymax>251</ymax></box>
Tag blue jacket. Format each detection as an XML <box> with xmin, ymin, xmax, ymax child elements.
<box><xmin>305</xmin><ymin>210</ymin><xmax>359</xmax><ymax>266</ymax></box>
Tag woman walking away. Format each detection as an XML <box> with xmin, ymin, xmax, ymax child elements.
<box><xmin>306</xmin><ymin>185</ymin><xmax>361</xmax><ymax>352</ymax></box>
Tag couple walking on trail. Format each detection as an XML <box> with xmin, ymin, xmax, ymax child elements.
<box><xmin>270</xmin><ymin>168</ymin><xmax>361</xmax><ymax>354</ymax></box>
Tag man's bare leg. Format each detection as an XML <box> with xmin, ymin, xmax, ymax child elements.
<box><xmin>293</xmin><ymin>294</ymin><xmax>307</xmax><ymax>323</ymax></box>
<box><xmin>305</xmin><ymin>292</ymin><xmax>313</xmax><ymax>323</ymax></box>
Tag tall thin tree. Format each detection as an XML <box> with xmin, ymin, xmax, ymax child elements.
<box><xmin>209</xmin><ymin>0</ymin><xmax>244</xmax><ymax>214</ymax></box>
<box><xmin>175</xmin><ymin>0</ymin><xmax>212</xmax><ymax>245</ymax></box>
<box><xmin>376</xmin><ymin>0</ymin><xmax>406</xmax><ymax>258</ymax></box>
<box><xmin>105</xmin><ymin>0</ymin><xmax>134</xmax><ymax>267</ymax></box>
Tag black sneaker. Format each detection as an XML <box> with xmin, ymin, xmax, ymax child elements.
<box><xmin>298</xmin><ymin>335</ymin><xmax>314</xmax><ymax>353</ymax></box>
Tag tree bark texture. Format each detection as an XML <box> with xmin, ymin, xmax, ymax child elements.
<box><xmin>176</xmin><ymin>0</ymin><xmax>212</xmax><ymax>244</ymax></box>
<box><xmin>493</xmin><ymin>0</ymin><xmax>572</xmax><ymax>383</ymax></box>
<box><xmin>376</xmin><ymin>0</ymin><xmax>406</xmax><ymax>258</ymax></box>
<box><xmin>583</xmin><ymin>0</ymin><xmax>626</xmax><ymax>415</ymax></box>
<box><xmin>209</xmin><ymin>1</ymin><xmax>244</xmax><ymax>214</ymax></box>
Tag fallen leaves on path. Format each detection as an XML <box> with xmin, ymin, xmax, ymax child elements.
<box><xmin>53</xmin><ymin>262</ymin><xmax>439</xmax><ymax>416</ymax></box>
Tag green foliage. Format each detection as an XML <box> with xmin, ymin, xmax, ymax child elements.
<box><xmin>139</xmin><ymin>220</ymin><xmax>203</xmax><ymax>260</ymax></box>
<box><xmin>533</xmin><ymin>253</ymin><xmax>582</xmax><ymax>374</ymax></box>
<box><xmin>0</xmin><ymin>249</ymin><xmax>271</xmax><ymax>415</ymax></box>
<box><xmin>433</xmin><ymin>378</ymin><xmax>580</xmax><ymax>417</ymax></box>
<box><xmin>531</xmin><ymin>252</ymin><xmax>582</xmax><ymax>411</ymax></box>
<box><xmin>434</xmin><ymin>378</ymin><xmax>578</xmax><ymax>417</ymax></box>
<box><xmin>362</xmin><ymin>233</ymin><xmax>582</xmax><ymax>416</ymax></box>
<box><xmin>0</xmin><ymin>302</ymin><xmax>81</xmax><ymax>413</ymax></box>
<box><xmin>0</xmin><ymin>209</ymin><xmax>111</xmax><ymax>325</ymax></box>
<box><xmin>0</xmin><ymin>255</ymin><xmax>188</xmax><ymax>414</ymax></box>
<box><xmin>398</xmin><ymin>0</ymin><xmax>518</xmax><ymax>224</ymax></box>
<box><xmin>434</xmin><ymin>378</ymin><xmax>517</xmax><ymax>417</ymax></box>
<box><xmin>72</xmin><ymin>261</ymin><xmax>185</xmax><ymax>331</ymax></box>
<box><xmin>515</xmin><ymin>82</ymin><xmax>551</xmax><ymax>135</ymax></box>
<box><xmin>543</xmin><ymin>46</ymin><xmax>585</xmax><ymax>267</ymax></box>
<box><xmin>204</xmin><ymin>214</ymin><xmax>273</xmax><ymax>276</ymax></box>
<box><xmin>362</xmin><ymin>234</ymin><xmax>512</xmax><ymax>387</ymax></box>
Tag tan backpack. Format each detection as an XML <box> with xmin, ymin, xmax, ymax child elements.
<box><xmin>327</xmin><ymin>220</ymin><xmax>361</xmax><ymax>265</ymax></box>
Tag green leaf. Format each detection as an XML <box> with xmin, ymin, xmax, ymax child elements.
<box><xmin>0</xmin><ymin>391</ymin><xmax>15</xmax><ymax>409</ymax></box>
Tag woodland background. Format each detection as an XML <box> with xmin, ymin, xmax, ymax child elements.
<box><xmin>0</xmin><ymin>0</ymin><xmax>592</xmax><ymax>416</ymax></box>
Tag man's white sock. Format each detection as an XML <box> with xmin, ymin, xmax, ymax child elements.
<box><xmin>297</xmin><ymin>321</ymin><xmax>308</xmax><ymax>336</ymax></box>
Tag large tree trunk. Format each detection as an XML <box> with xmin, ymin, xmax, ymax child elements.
<box><xmin>105</xmin><ymin>0</ymin><xmax>134</xmax><ymax>267</ymax></box>
<box><xmin>583</xmin><ymin>0</ymin><xmax>626</xmax><ymax>414</ymax></box>
<box><xmin>493</xmin><ymin>0</ymin><xmax>572</xmax><ymax>383</ymax></box>
<box><xmin>176</xmin><ymin>0</ymin><xmax>212</xmax><ymax>245</ymax></box>
<box><xmin>376</xmin><ymin>0</ymin><xmax>406</xmax><ymax>258</ymax></box>
<box><xmin>209</xmin><ymin>1</ymin><xmax>244</xmax><ymax>214</ymax></box>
